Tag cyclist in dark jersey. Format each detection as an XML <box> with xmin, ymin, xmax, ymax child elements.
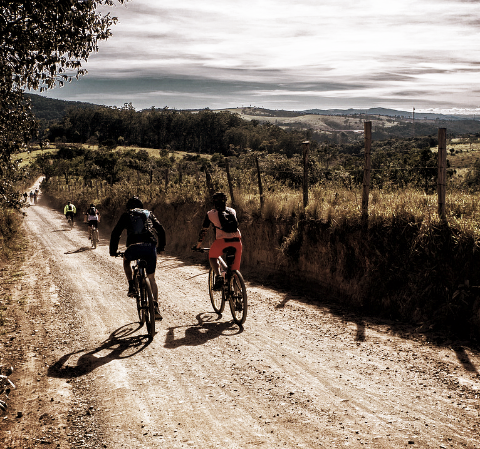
<box><xmin>109</xmin><ymin>196</ymin><xmax>166</xmax><ymax>320</ymax></box>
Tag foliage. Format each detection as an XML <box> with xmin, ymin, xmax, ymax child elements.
<box><xmin>0</xmin><ymin>0</ymin><xmax>125</xmax><ymax>209</ymax></box>
<box><xmin>44</xmin><ymin>105</ymin><xmax>312</xmax><ymax>156</ymax></box>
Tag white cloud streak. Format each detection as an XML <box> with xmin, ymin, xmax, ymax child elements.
<box><xmin>42</xmin><ymin>0</ymin><xmax>480</xmax><ymax>111</ymax></box>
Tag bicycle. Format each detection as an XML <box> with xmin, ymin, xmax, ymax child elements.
<box><xmin>116</xmin><ymin>251</ymin><xmax>156</xmax><ymax>340</ymax></box>
<box><xmin>194</xmin><ymin>246</ymin><xmax>247</xmax><ymax>326</ymax></box>
<box><xmin>89</xmin><ymin>224</ymin><xmax>99</xmax><ymax>249</ymax></box>
<box><xmin>66</xmin><ymin>215</ymin><xmax>74</xmax><ymax>229</ymax></box>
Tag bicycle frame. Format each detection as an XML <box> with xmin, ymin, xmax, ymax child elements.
<box><xmin>197</xmin><ymin>247</ymin><xmax>247</xmax><ymax>326</ymax></box>
<box><xmin>116</xmin><ymin>252</ymin><xmax>155</xmax><ymax>339</ymax></box>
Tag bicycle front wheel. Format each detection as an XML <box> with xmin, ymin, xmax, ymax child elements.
<box><xmin>228</xmin><ymin>271</ymin><xmax>247</xmax><ymax>326</ymax></box>
<box><xmin>144</xmin><ymin>277</ymin><xmax>155</xmax><ymax>340</ymax></box>
<box><xmin>208</xmin><ymin>268</ymin><xmax>225</xmax><ymax>314</ymax></box>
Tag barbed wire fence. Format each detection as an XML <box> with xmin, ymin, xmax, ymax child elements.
<box><xmin>214</xmin><ymin>122</ymin><xmax>451</xmax><ymax>222</ymax></box>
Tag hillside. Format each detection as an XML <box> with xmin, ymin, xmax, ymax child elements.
<box><xmin>26</xmin><ymin>93</ymin><xmax>99</xmax><ymax>122</ymax></box>
<box><xmin>27</xmin><ymin>94</ymin><xmax>480</xmax><ymax>138</ymax></box>
<box><xmin>220</xmin><ymin>107</ymin><xmax>480</xmax><ymax>138</ymax></box>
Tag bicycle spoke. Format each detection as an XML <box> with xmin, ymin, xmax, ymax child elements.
<box><xmin>208</xmin><ymin>268</ymin><xmax>225</xmax><ymax>314</ymax></box>
<box><xmin>228</xmin><ymin>271</ymin><xmax>247</xmax><ymax>326</ymax></box>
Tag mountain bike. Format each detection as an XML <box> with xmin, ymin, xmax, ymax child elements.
<box><xmin>66</xmin><ymin>214</ymin><xmax>74</xmax><ymax>229</ymax></box>
<box><xmin>89</xmin><ymin>224</ymin><xmax>99</xmax><ymax>249</ymax></box>
<box><xmin>116</xmin><ymin>252</ymin><xmax>155</xmax><ymax>340</ymax></box>
<box><xmin>193</xmin><ymin>246</ymin><xmax>247</xmax><ymax>326</ymax></box>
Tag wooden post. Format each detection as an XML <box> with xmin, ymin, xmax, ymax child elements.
<box><xmin>205</xmin><ymin>169</ymin><xmax>214</xmax><ymax>197</ymax></box>
<box><xmin>178</xmin><ymin>163</ymin><xmax>183</xmax><ymax>185</ymax></box>
<box><xmin>302</xmin><ymin>141</ymin><xmax>310</xmax><ymax>208</ymax></box>
<box><xmin>362</xmin><ymin>122</ymin><xmax>372</xmax><ymax>223</ymax></box>
<box><xmin>255</xmin><ymin>156</ymin><xmax>264</xmax><ymax>210</ymax></box>
<box><xmin>225</xmin><ymin>158</ymin><xmax>235</xmax><ymax>207</ymax></box>
<box><xmin>437</xmin><ymin>128</ymin><xmax>447</xmax><ymax>220</ymax></box>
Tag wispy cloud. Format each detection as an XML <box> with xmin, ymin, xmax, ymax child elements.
<box><xmin>41</xmin><ymin>0</ymin><xmax>480</xmax><ymax>112</ymax></box>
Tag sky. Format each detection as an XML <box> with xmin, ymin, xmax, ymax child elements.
<box><xmin>38</xmin><ymin>0</ymin><xmax>480</xmax><ymax>114</ymax></box>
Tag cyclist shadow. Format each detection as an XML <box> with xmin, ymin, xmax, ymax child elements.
<box><xmin>164</xmin><ymin>313</ymin><xmax>242</xmax><ymax>349</ymax></box>
<box><xmin>64</xmin><ymin>246</ymin><xmax>92</xmax><ymax>254</ymax></box>
<box><xmin>47</xmin><ymin>323</ymin><xmax>151</xmax><ymax>379</ymax></box>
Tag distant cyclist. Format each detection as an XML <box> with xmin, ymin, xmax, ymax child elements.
<box><xmin>64</xmin><ymin>201</ymin><xmax>77</xmax><ymax>225</ymax></box>
<box><xmin>109</xmin><ymin>196</ymin><xmax>166</xmax><ymax>320</ymax></box>
<box><xmin>84</xmin><ymin>203</ymin><xmax>100</xmax><ymax>240</ymax></box>
<box><xmin>193</xmin><ymin>192</ymin><xmax>242</xmax><ymax>291</ymax></box>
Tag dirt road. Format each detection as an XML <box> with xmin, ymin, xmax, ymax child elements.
<box><xmin>1</xmin><ymin>197</ymin><xmax>480</xmax><ymax>448</ymax></box>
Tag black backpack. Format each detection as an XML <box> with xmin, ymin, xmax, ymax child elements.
<box><xmin>218</xmin><ymin>208</ymin><xmax>238</xmax><ymax>233</ymax></box>
<box><xmin>128</xmin><ymin>208</ymin><xmax>152</xmax><ymax>236</ymax></box>
<box><xmin>88</xmin><ymin>206</ymin><xmax>96</xmax><ymax>216</ymax></box>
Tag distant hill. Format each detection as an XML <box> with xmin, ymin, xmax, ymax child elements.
<box><xmin>302</xmin><ymin>107</ymin><xmax>475</xmax><ymax>121</ymax></box>
<box><xmin>26</xmin><ymin>94</ymin><xmax>480</xmax><ymax>129</ymax></box>
<box><xmin>25</xmin><ymin>93</ymin><xmax>98</xmax><ymax>122</ymax></box>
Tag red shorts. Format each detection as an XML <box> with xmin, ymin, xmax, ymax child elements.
<box><xmin>209</xmin><ymin>238</ymin><xmax>242</xmax><ymax>271</ymax></box>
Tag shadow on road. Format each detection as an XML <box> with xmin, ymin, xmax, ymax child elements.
<box><xmin>164</xmin><ymin>312</ymin><xmax>242</xmax><ymax>349</ymax></box>
<box><xmin>64</xmin><ymin>246</ymin><xmax>92</xmax><ymax>254</ymax></box>
<box><xmin>47</xmin><ymin>323</ymin><xmax>151</xmax><ymax>379</ymax></box>
<box><xmin>454</xmin><ymin>346</ymin><xmax>479</xmax><ymax>374</ymax></box>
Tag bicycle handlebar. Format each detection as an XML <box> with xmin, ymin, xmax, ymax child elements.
<box><xmin>191</xmin><ymin>246</ymin><xmax>210</xmax><ymax>253</ymax></box>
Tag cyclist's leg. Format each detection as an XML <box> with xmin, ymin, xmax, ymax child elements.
<box><xmin>123</xmin><ymin>258</ymin><xmax>133</xmax><ymax>281</ymax></box>
<box><xmin>229</xmin><ymin>240</ymin><xmax>243</xmax><ymax>271</ymax></box>
<box><xmin>147</xmin><ymin>273</ymin><xmax>158</xmax><ymax>302</ymax></box>
<box><xmin>144</xmin><ymin>246</ymin><xmax>162</xmax><ymax>320</ymax></box>
<box><xmin>124</xmin><ymin>246</ymin><xmax>139</xmax><ymax>296</ymax></box>
<box><xmin>209</xmin><ymin>240</ymin><xmax>228</xmax><ymax>289</ymax></box>
<box><xmin>209</xmin><ymin>258</ymin><xmax>221</xmax><ymax>276</ymax></box>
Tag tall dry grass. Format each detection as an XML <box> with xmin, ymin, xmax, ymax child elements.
<box><xmin>40</xmin><ymin>171</ymin><xmax>480</xmax><ymax>339</ymax></box>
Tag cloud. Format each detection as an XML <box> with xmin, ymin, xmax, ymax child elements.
<box><xmin>38</xmin><ymin>0</ymin><xmax>480</xmax><ymax>112</ymax></box>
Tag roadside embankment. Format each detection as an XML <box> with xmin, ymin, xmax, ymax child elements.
<box><xmin>39</xmin><ymin>190</ymin><xmax>480</xmax><ymax>342</ymax></box>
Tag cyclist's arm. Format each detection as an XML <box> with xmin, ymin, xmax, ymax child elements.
<box><xmin>109</xmin><ymin>213</ymin><xmax>128</xmax><ymax>256</ymax></box>
<box><xmin>150</xmin><ymin>213</ymin><xmax>166</xmax><ymax>251</ymax></box>
<box><xmin>194</xmin><ymin>214</ymin><xmax>211</xmax><ymax>249</ymax></box>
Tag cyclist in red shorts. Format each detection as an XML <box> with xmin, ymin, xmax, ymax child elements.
<box><xmin>193</xmin><ymin>192</ymin><xmax>242</xmax><ymax>291</ymax></box>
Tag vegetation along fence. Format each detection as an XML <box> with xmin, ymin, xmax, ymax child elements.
<box><xmin>34</xmin><ymin>122</ymin><xmax>480</xmax><ymax>340</ymax></box>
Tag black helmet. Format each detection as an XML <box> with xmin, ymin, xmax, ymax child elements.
<box><xmin>90</xmin><ymin>203</ymin><xmax>95</xmax><ymax>208</ymax></box>
<box><xmin>126</xmin><ymin>196</ymin><xmax>143</xmax><ymax>210</ymax></box>
<box><xmin>212</xmin><ymin>192</ymin><xmax>227</xmax><ymax>202</ymax></box>
<box><xmin>212</xmin><ymin>192</ymin><xmax>227</xmax><ymax>211</ymax></box>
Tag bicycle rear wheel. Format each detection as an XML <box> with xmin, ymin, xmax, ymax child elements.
<box><xmin>91</xmin><ymin>228</ymin><xmax>98</xmax><ymax>248</ymax></box>
<box><xmin>144</xmin><ymin>277</ymin><xmax>155</xmax><ymax>340</ymax></box>
<box><xmin>228</xmin><ymin>271</ymin><xmax>247</xmax><ymax>326</ymax></box>
<box><xmin>208</xmin><ymin>268</ymin><xmax>225</xmax><ymax>314</ymax></box>
<box><xmin>135</xmin><ymin>275</ymin><xmax>145</xmax><ymax>325</ymax></box>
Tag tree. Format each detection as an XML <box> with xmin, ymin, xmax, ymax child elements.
<box><xmin>0</xmin><ymin>0</ymin><xmax>126</xmax><ymax>209</ymax></box>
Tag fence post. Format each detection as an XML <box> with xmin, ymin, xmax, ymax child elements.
<box><xmin>437</xmin><ymin>128</ymin><xmax>447</xmax><ymax>220</ymax></box>
<box><xmin>205</xmin><ymin>169</ymin><xmax>214</xmax><ymax>197</ymax></box>
<box><xmin>302</xmin><ymin>141</ymin><xmax>310</xmax><ymax>208</ymax></box>
<box><xmin>255</xmin><ymin>156</ymin><xmax>264</xmax><ymax>211</ymax></box>
<box><xmin>362</xmin><ymin>121</ymin><xmax>372</xmax><ymax>224</ymax></box>
<box><xmin>225</xmin><ymin>158</ymin><xmax>235</xmax><ymax>207</ymax></box>
<box><xmin>178</xmin><ymin>162</ymin><xmax>183</xmax><ymax>185</ymax></box>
